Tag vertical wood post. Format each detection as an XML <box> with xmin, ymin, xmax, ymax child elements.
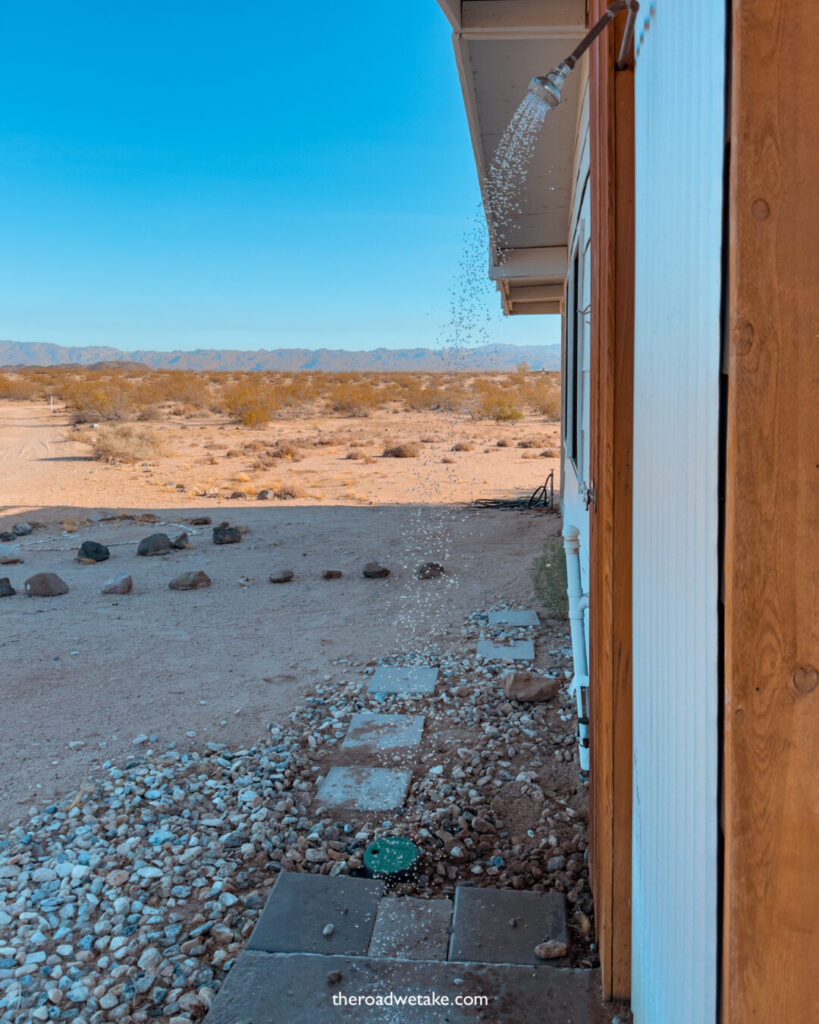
<box><xmin>723</xmin><ymin>2</ymin><xmax>819</xmax><ymax>1020</ymax></box>
<box><xmin>587</xmin><ymin>1</ymin><xmax>635</xmax><ymax>1000</ymax></box>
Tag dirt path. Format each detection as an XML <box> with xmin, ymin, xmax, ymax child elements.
<box><xmin>1</xmin><ymin>506</ymin><xmax>557</xmax><ymax>826</ymax></box>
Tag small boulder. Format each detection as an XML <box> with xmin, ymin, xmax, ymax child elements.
<box><xmin>257</xmin><ymin>489</ymin><xmax>273</xmax><ymax>500</ymax></box>
<box><xmin>12</xmin><ymin>521</ymin><xmax>32</xmax><ymax>537</ymax></box>
<box><xmin>137</xmin><ymin>533</ymin><xmax>171</xmax><ymax>557</ymax></box>
<box><xmin>269</xmin><ymin>569</ymin><xmax>295</xmax><ymax>584</ymax></box>
<box><xmin>77</xmin><ymin>540</ymin><xmax>110</xmax><ymax>563</ymax></box>
<box><xmin>229</xmin><ymin>491</ymin><xmax>245</xmax><ymax>500</ymax></box>
<box><xmin>189</xmin><ymin>516</ymin><xmax>211</xmax><ymax>526</ymax></box>
<box><xmin>25</xmin><ymin>573</ymin><xmax>69</xmax><ymax>597</ymax></box>
<box><xmin>416</xmin><ymin>561</ymin><xmax>445</xmax><ymax>579</ymax></box>
<box><xmin>503</xmin><ymin>671</ymin><xmax>561</xmax><ymax>703</ymax></box>
<box><xmin>534</xmin><ymin>939</ymin><xmax>568</xmax><ymax>960</ymax></box>
<box><xmin>363</xmin><ymin>562</ymin><xmax>390</xmax><ymax>579</ymax></box>
<box><xmin>0</xmin><ymin>578</ymin><xmax>15</xmax><ymax>597</ymax></box>
<box><xmin>171</xmin><ymin>532</ymin><xmax>191</xmax><ymax>550</ymax></box>
<box><xmin>169</xmin><ymin>570</ymin><xmax>211</xmax><ymax>591</ymax></box>
<box><xmin>0</xmin><ymin>555</ymin><xmax>22</xmax><ymax>565</ymax></box>
<box><xmin>322</xmin><ymin>569</ymin><xmax>342</xmax><ymax>580</ymax></box>
<box><xmin>102</xmin><ymin>573</ymin><xmax>133</xmax><ymax>595</ymax></box>
<box><xmin>213</xmin><ymin>523</ymin><xmax>241</xmax><ymax>545</ymax></box>
<box><xmin>0</xmin><ymin>532</ymin><xmax>15</xmax><ymax>543</ymax></box>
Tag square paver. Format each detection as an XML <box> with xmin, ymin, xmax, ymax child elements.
<box><xmin>476</xmin><ymin>639</ymin><xmax>535</xmax><ymax>661</ymax></box>
<box><xmin>316</xmin><ymin>765</ymin><xmax>411</xmax><ymax>810</ymax></box>
<box><xmin>247</xmin><ymin>872</ymin><xmax>384</xmax><ymax>955</ymax></box>
<box><xmin>448</xmin><ymin>886</ymin><xmax>567</xmax><ymax>966</ymax></box>
<box><xmin>488</xmin><ymin>609</ymin><xmax>540</xmax><ymax>627</ymax></box>
<box><xmin>368</xmin><ymin>665</ymin><xmax>439</xmax><ymax>695</ymax></box>
<box><xmin>204</xmin><ymin>953</ymin><xmax>612</xmax><ymax>1024</ymax></box>
<box><xmin>342</xmin><ymin>713</ymin><xmax>425</xmax><ymax>752</ymax></box>
<box><xmin>368</xmin><ymin>897</ymin><xmax>453</xmax><ymax>960</ymax></box>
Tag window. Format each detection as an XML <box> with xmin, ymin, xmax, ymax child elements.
<box><xmin>564</xmin><ymin>248</ymin><xmax>582</xmax><ymax>467</ymax></box>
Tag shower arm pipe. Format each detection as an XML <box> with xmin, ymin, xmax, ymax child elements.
<box><xmin>555</xmin><ymin>0</ymin><xmax>639</xmax><ymax>77</ymax></box>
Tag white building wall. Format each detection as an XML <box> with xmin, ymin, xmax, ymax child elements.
<box><xmin>631</xmin><ymin>2</ymin><xmax>725</xmax><ymax>1022</ymax></box>
<box><xmin>561</xmin><ymin>70</ymin><xmax>591</xmax><ymax>593</ymax></box>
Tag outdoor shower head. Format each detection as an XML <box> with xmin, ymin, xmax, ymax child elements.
<box><xmin>528</xmin><ymin>62</ymin><xmax>572</xmax><ymax>110</ymax></box>
<box><xmin>528</xmin><ymin>0</ymin><xmax>639</xmax><ymax>110</ymax></box>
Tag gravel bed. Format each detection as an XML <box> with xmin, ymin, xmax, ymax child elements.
<box><xmin>0</xmin><ymin>606</ymin><xmax>591</xmax><ymax>1023</ymax></box>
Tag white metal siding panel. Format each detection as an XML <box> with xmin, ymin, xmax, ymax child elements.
<box><xmin>631</xmin><ymin>2</ymin><xmax>725</xmax><ymax>1022</ymax></box>
<box><xmin>562</xmin><ymin>71</ymin><xmax>591</xmax><ymax>591</ymax></box>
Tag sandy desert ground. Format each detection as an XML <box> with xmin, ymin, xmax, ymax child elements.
<box><xmin>0</xmin><ymin>399</ymin><xmax>561</xmax><ymax>824</ymax></box>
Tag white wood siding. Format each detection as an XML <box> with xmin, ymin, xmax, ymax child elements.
<box><xmin>631</xmin><ymin>2</ymin><xmax>725</xmax><ymax>1022</ymax></box>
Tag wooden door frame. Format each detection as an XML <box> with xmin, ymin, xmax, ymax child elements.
<box><xmin>587</xmin><ymin>2</ymin><xmax>635</xmax><ymax>1001</ymax></box>
<box><xmin>722</xmin><ymin>1</ymin><xmax>819</xmax><ymax>1019</ymax></box>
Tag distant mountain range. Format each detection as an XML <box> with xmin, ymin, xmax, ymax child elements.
<box><xmin>0</xmin><ymin>340</ymin><xmax>560</xmax><ymax>373</ymax></box>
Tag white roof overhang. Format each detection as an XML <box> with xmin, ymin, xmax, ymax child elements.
<box><xmin>439</xmin><ymin>1</ymin><xmax>586</xmax><ymax>314</ymax></box>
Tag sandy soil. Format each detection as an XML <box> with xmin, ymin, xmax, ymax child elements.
<box><xmin>0</xmin><ymin>400</ymin><xmax>560</xmax><ymax>824</ymax></box>
<box><xmin>1</xmin><ymin>401</ymin><xmax>560</xmax><ymax>515</ymax></box>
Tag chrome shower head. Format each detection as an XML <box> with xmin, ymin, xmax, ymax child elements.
<box><xmin>528</xmin><ymin>61</ymin><xmax>572</xmax><ymax>110</ymax></box>
<box><xmin>527</xmin><ymin>0</ymin><xmax>639</xmax><ymax>111</ymax></box>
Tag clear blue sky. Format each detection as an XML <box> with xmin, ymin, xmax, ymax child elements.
<box><xmin>0</xmin><ymin>1</ymin><xmax>559</xmax><ymax>353</ymax></box>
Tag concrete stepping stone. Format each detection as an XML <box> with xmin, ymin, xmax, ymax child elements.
<box><xmin>367</xmin><ymin>665</ymin><xmax>439</xmax><ymax>695</ymax></box>
<box><xmin>448</xmin><ymin>886</ymin><xmax>567</xmax><ymax>967</ymax></box>
<box><xmin>342</xmin><ymin>713</ymin><xmax>425</xmax><ymax>753</ymax></box>
<box><xmin>316</xmin><ymin>766</ymin><xmax>411</xmax><ymax>811</ymax></box>
<box><xmin>368</xmin><ymin>897</ymin><xmax>452</xmax><ymax>960</ymax></box>
<box><xmin>476</xmin><ymin>639</ymin><xmax>535</xmax><ymax>661</ymax></box>
<box><xmin>204</xmin><ymin>952</ymin><xmax>611</xmax><ymax>1023</ymax></box>
<box><xmin>487</xmin><ymin>609</ymin><xmax>540</xmax><ymax>627</ymax></box>
<box><xmin>248</xmin><ymin>872</ymin><xmax>384</xmax><ymax>956</ymax></box>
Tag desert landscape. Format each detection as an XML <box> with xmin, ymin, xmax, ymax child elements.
<box><xmin>0</xmin><ymin>369</ymin><xmax>605</xmax><ymax>1022</ymax></box>
<box><xmin>0</xmin><ymin>367</ymin><xmax>563</xmax><ymax>817</ymax></box>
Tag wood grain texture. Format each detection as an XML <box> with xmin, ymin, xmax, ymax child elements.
<box><xmin>587</xmin><ymin>0</ymin><xmax>634</xmax><ymax>1000</ymax></box>
<box><xmin>723</xmin><ymin>1</ymin><xmax>819</xmax><ymax>1020</ymax></box>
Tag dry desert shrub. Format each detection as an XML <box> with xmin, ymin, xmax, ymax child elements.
<box><xmin>383</xmin><ymin>443</ymin><xmax>420</xmax><ymax>458</ymax></box>
<box><xmin>327</xmin><ymin>381</ymin><xmax>381</xmax><ymax>417</ymax></box>
<box><xmin>0</xmin><ymin>373</ymin><xmax>41</xmax><ymax>400</ymax></box>
<box><xmin>492</xmin><ymin>403</ymin><xmax>524</xmax><ymax>422</ymax></box>
<box><xmin>452</xmin><ymin>441</ymin><xmax>474</xmax><ymax>452</ymax></box>
<box><xmin>221</xmin><ymin>379</ymin><xmax>281</xmax><ymax>426</ymax></box>
<box><xmin>522</xmin><ymin>375</ymin><xmax>561</xmax><ymax>420</ymax></box>
<box><xmin>137</xmin><ymin>404</ymin><xmax>162</xmax><ymax>421</ymax></box>
<box><xmin>63</xmin><ymin>377</ymin><xmax>136</xmax><ymax>422</ymax></box>
<box><xmin>91</xmin><ymin>424</ymin><xmax>165</xmax><ymax>464</ymax></box>
<box><xmin>273</xmin><ymin>482</ymin><xmax>307</xmax><ymax>500</ymax></box>
<box><xmin>471</xmin><ymin>381</ymin><xmax>524</xmax><ymax>422</ymax></box>
<box><xmin>270</xmin><ymin>442</ymin><xmax>301</xmax><ymax>461</ymax></box>
<box><xmin>134</xmin><ymin>371</ymin><xmax>210</xmax><ymax>409</ymax></box>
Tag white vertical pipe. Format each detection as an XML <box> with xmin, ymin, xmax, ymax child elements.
<box><xmin>563</xmin><ymin>525</ymin><xmax>590</xmax><ymax>772</ymax></box>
